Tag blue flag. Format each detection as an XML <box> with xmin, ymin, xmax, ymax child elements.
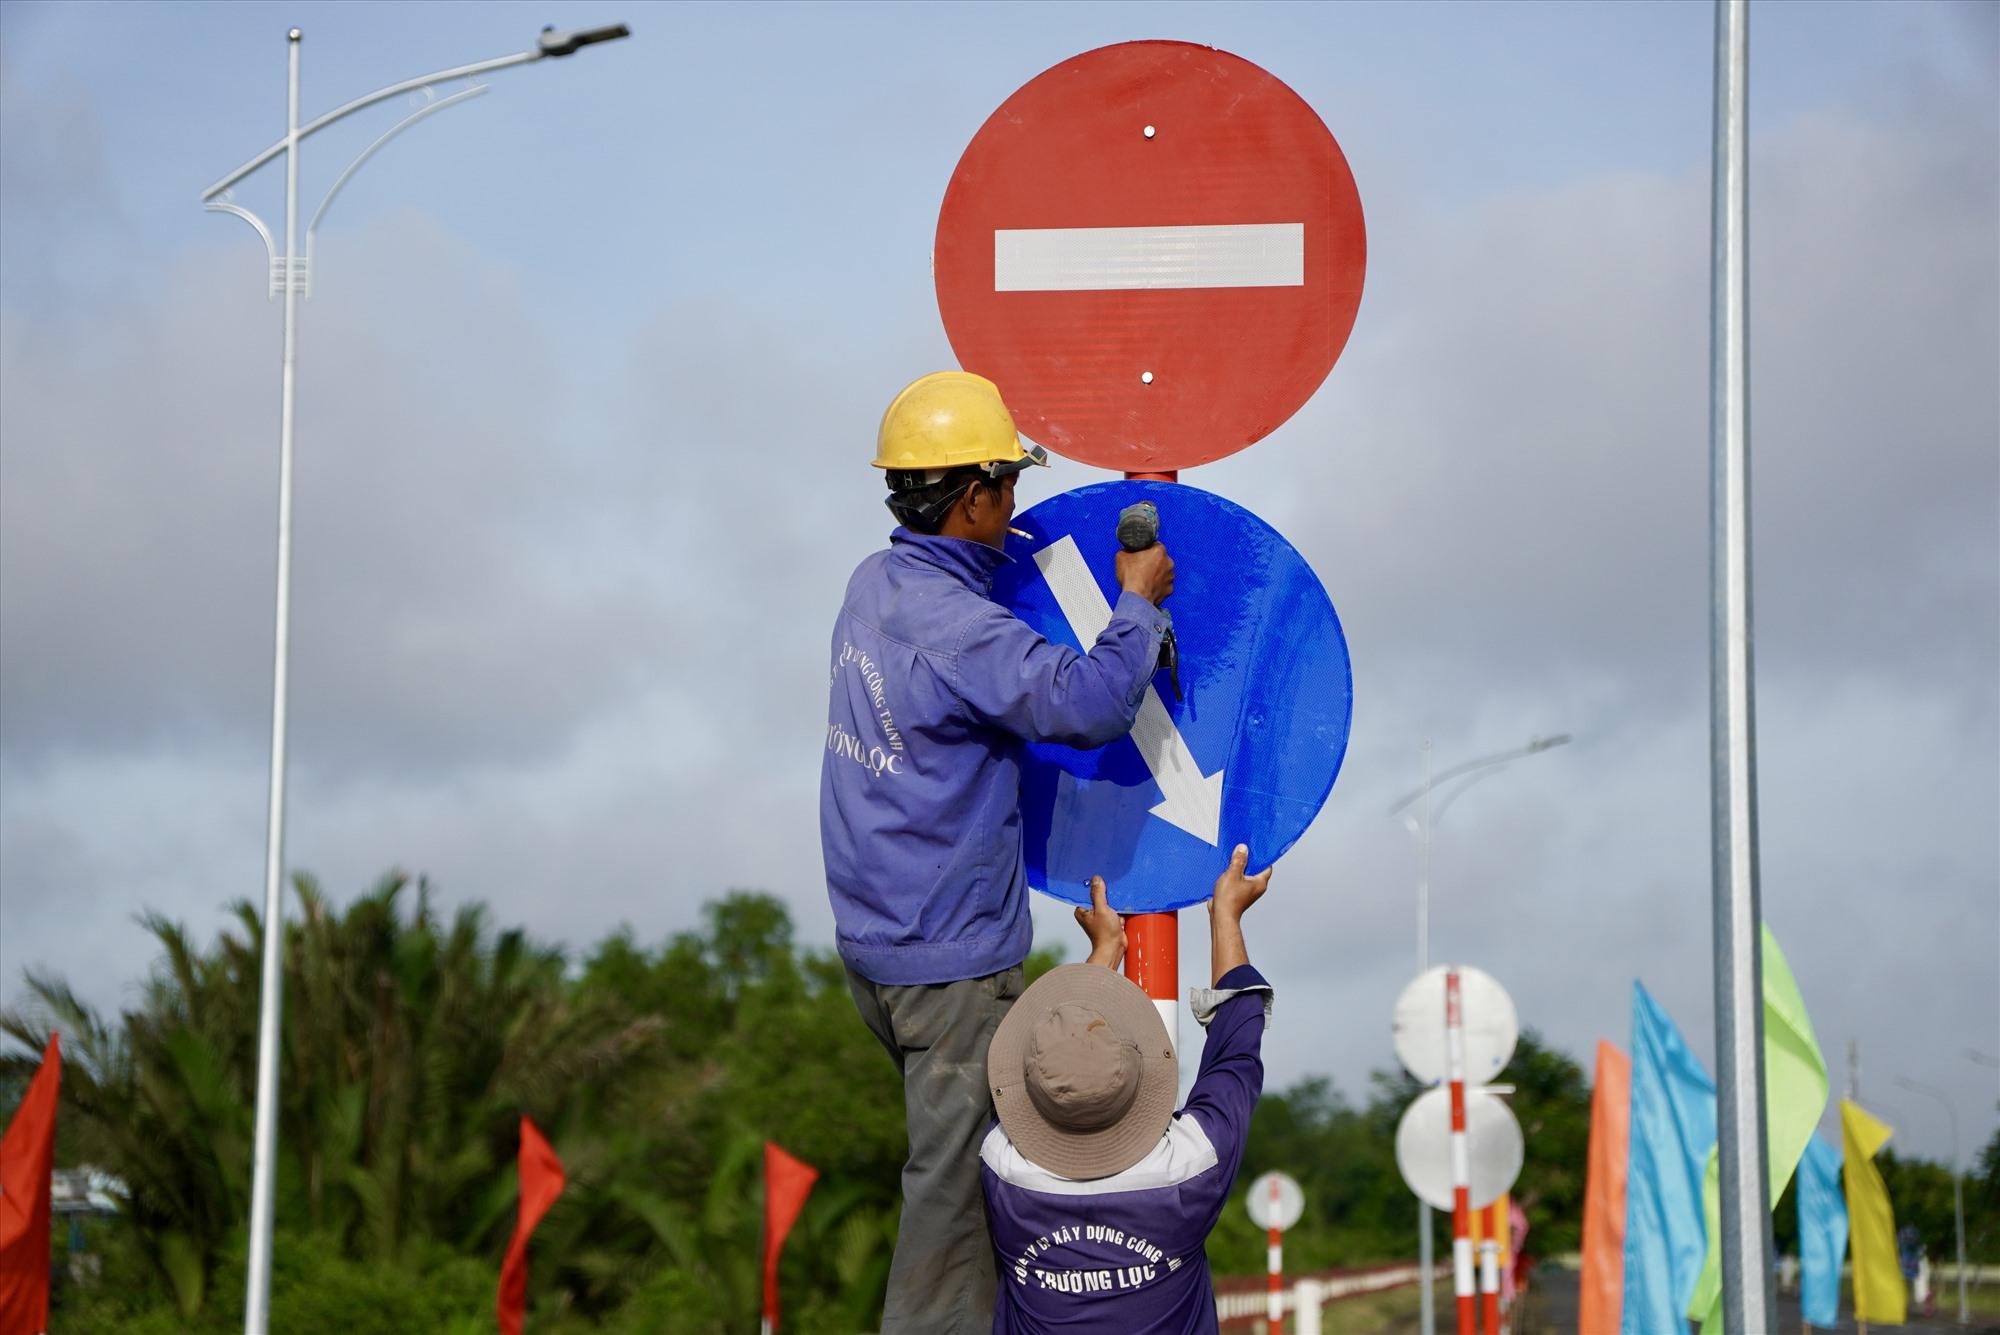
<box><xmin>1797</xmin><ymin>1134</ymin><xmax>1848</xmax><ymax>1328</ymax></box>
<box><xmin>1622</xmin><ymin>982</ymin><xmax>1717</xmax><ymax>1335</ymax></box>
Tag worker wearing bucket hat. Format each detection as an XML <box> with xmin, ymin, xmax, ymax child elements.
<box><xmin>980</xmin><ymin>846</ymin><xmax>1276</xmax><ymax>1334</ymax></box>
<box><xmin>823</xmin><ymin>371</ymin><xmax>1177</xmax><ymax>1333</ymax></box>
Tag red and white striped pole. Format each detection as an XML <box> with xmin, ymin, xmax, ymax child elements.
<box><xmin>1123</xmin><ymin>466</ymin><xmax>1182</xmax><ymax>1063</ymax></box>
<box><xmin>1266</xmin><ymin>1174</ymin><xmax>1284</xmax><ymax>1335</ymax></box>
<box><xmin>1446</xmin><ymin>966</ymin><xmax>1475</xmax><ymax>1335</ymax></box>
<box><xmin>1478</xmin><ymin>1199</ymin><xmax>1502</xmax><ymax>1335</ymax></box>
<box><xmin>1124</xmin><ymin>911</ymin><xmax>1178</xmax><ymax>1058</ymax></box>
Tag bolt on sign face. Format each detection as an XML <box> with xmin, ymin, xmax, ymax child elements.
<box><xmin>935</xmin><ymin>40</ymin><xmax>1367</xmax><ymax>474</ymax></box>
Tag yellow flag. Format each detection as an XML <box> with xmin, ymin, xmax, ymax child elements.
<box><xmin>1842</xmin><ymin>1098</ymin><xmax>1907</xmax><ymax>1325</ymax></box>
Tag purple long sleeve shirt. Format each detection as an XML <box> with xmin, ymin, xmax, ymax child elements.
<box><xmin>981</xmin><ymin>965</ymin><xmax>1273</xmax><ymax>1334</ymax></box>
<box><xmin>821</xmin><ymin>529</ymin><xmax>1168</xmax><ymax>985</ymax></box>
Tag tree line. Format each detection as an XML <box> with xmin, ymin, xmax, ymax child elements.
<box><xmin>1</xmin><ymin>876</ymin><xmax>1992</xmax><ymax>1332</ymax></box>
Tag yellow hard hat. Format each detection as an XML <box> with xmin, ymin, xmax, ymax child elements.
<box><xmin>875</xmin><ymin>371</ymin><xmax>1049</xmax><ymax>476</ymax></box>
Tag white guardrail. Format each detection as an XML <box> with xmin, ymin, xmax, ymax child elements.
<box><xmin>1215</xmin><ymin>1263</ymin><xmax>1436</xmax><ymax>1326</ymax></box>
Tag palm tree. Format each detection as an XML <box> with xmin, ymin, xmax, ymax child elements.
<box><xmin>2</xmin><ymin>872</ymin><xmax>664</xmax><ymax>1317</ymax></box>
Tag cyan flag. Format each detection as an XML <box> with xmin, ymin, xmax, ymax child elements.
<box><xmin>1622</xmin><ymin>981</ymin><xmax>1717</xmax><ymax>1335</ymax></box>
<box><xmin>1797</xmin><ymin>1133</ymin><xmax>1848</xmax><ymax>1329</ymax></box>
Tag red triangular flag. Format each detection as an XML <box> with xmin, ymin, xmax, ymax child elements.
<box><xmin>496</xmin><ymin>1116</ymin><xmax>565</xmax><ymax>1335</ymax></box>
<box><xmin>0</xmin><ymin>1035</ymin><xmax>60</xmax><ymax>1335</ymax></box>
<box><xmin>761</xmin><ymin>1141</ymin><xmax>818</xmax><ymax>1333</ymax></box>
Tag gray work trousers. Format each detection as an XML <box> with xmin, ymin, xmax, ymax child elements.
<box><xmin>847</xmin><ymin>962</ymin><xmax>1024</xmax><ymax>1335</ymax></box>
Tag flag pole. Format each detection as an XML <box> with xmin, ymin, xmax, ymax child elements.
<box><xmin>1707</xmin><ymin>1</ymin><xmax>1776</xmax><ymax>1331</ymax></box>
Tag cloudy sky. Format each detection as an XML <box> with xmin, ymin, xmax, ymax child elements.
<box><xmin>2</xmin><ymin>0</ymin><xmax>1994</xmax><ymax>1169</ymax></box>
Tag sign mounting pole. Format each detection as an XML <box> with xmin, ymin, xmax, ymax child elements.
<box><xmin>1125</xmin><ymin>465</ymin><xmax>1181</xmax><ymax>1056</ymax></box>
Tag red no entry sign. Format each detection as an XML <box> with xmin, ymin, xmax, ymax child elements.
<box><xmin>935</xmin><ymin>41</ymin><xmax>1366</xmax><ymax>473</ymax></box>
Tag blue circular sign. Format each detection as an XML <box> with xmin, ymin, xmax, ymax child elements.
<box><xmin>994</xmin><ymin>480</ymin><xmax>1352</xmax><ymax>912</ymax></box>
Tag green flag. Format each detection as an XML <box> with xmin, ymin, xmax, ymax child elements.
<box><xmin>1688</xmin><ymin>924</ymin><xmax>1829</xmax><ymax>1333</ymax></box>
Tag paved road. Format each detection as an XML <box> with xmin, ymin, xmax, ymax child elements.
<box><xmin>1492</xmin><ymin>1267</ymin><xmax>2000</xmax><ymax>1335</ymax></box>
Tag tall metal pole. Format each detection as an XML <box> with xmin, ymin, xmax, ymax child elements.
<box><xmin>243</xmin><ymin>29</ymin><xmax>302</xmax><ymax>1335</ymax></box>
<box><xmin>1417</xmin><ymin>740</ymin><xmax>1435</xmax><ymax>1334</ymax></box>
<box><xmin>198</xmin><ymin>28</ymin><xmax>628</xmax><ymax>1334</ymax></box>
<box><xmin>1950</xmin><ymin>1143</ymin><xmax>1968</xmax><ymax>1325</ymax></box>
<box><xmin>1707</xmin><ymin>2</ymin><xmax>1774</xmax><ymax>1330</ymax></box>
<box><xmin>1896</xmin><ymin>1076</ymin><xmax>1968</xmax><ymax>1325</ymax></box>
<box><xmin>1417</xmin><ymin>740</ymin><xmax>1432</xmax><ymax>975</ymax></box>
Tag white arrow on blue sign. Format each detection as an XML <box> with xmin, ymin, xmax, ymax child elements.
<box><xmin>994</xmin><ymin>480</ymin><xmax>1352</xmax><ymax>913</ymax></box>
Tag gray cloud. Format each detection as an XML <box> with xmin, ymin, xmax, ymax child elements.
<box><xmin>2</xmin><ymin>12</ymin><xmax>1994</xmax><ymax>1167</ymax></box>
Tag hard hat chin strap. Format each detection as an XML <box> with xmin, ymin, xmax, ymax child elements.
<box><xmin>886</xmin><ymin>474</ymin><xmax>988</xmax><ymax>531</ymax></box>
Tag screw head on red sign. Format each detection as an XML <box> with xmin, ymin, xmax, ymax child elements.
<box><xmin>935</xmin><ymin>41</ymin><xmax>1366</xmax><ymax>473</ymax></box>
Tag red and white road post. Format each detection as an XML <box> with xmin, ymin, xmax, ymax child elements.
<box><xmin>1265</xmin><ymin>1173</ymin><xmax>1284</xmax><ymax>1335</ymax></box>
<box><xmin>1446</xmin><ymin>967</ymin><xmax>1475</xmax><ymax>1335</ymax></box>
<box><xmin>1478</xmin><ymin>1199</ymin><xmax>1503</xmax><ymax>1335</ymax></box>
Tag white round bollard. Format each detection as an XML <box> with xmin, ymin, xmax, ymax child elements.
<box><xmin>1293</xmin><ymin>1278</ymin><xmax>1325</xmax><ymax>1335</ymax></box>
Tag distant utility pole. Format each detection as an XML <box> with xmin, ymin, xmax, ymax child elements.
<box><xmin>199</xmin><ymin>23</ymin><xmax>629</xmax><ymax>1335</ymax></box>
<box><xmin>1895</xmin><ymin>1075</ymin><xmax>1968</xmax><ymax>1326</ymax></box>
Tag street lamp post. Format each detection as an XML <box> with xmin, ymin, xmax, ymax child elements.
<box><xmin>201</xmin><ymin>24</ymin><xmax>630</xmax><ymax>1334</ymax></box>
<box><xmin>1387</xmin><ymin>733</ymin><xmax>1571</xmax><ymax>1333</ymax></box>
<box><xmin>1895</xmin><ymin>1075</ymin><xmax>1968</xmax><ymax>1325</ymax></box>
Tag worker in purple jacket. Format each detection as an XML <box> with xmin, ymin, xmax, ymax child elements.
<box><xmin>981</xmin><ymin>846</ymin><xmax>1275</xmax><ymax>1335</ymax></box>
<box><xmin>822</xmin><ymin>370</ymin><xmax>1175</xmax><ymax>1334</ymax></box>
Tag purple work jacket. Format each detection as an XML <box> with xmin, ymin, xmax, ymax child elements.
<box><xmin>821</xmin><ymin>528</ymin><xmax>1167</xmax><ymax>985</ymax></box>
<box><xmin>982</xmin><ymin>965</ymin><xmax>1273</xmax><ymax>1334</ymax></box>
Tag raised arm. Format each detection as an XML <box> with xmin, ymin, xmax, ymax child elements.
<box><xmin>1177</xmin><ymin>845</ymin><xmax>1277</xmax><ymax>1228</ymax></box>
<box><xmin>1206</xmin><ymin>844</ymin><xmax>1271</xmax><ymax>983</ymax></box>
<box><xmin>951</xmin><ymin>601</ymin><xmax>1165</xmax><ymax>747</ymax></box>
<box><xmin>949</xmin><ymin>545</ymin><xmax>1174</xmax><ymax>748</ymax></box>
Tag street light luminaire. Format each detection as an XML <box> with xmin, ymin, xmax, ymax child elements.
<box><xmin>539</xmin><ymin>23</ymin><xmax>632</xmax><ymax>57</ymax></box>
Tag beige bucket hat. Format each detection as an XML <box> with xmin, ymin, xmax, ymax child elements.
<box><xmin>987</xmin><ymin>964</ymin><xmax>1178</xmax><ymax>1180</ymax></box>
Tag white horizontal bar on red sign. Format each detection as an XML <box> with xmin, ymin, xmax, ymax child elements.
<box><xmin>993</xmin><ymin>223</ymin><xmax>1305</xmax><ymax>291</ymax></box>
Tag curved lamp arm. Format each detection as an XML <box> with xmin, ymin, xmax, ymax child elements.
<box><xmin>198</xmin><ymin>23</ymin><xmax>628</xmax><ymax>202</ymax></box>
<box><xmin>1387</xmin><ymin>734</ymin><xmax>1572</xmax><ymax>818</ymax></box>
<box><xmin>204</xmin><ymin>195</ymin><xmax>281</xmax><ymax>299</ymax></box>
<box><xmin>303</xmin><ymin>83</ymin><xmax>489</xmax><ymax>297</ymax></box>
